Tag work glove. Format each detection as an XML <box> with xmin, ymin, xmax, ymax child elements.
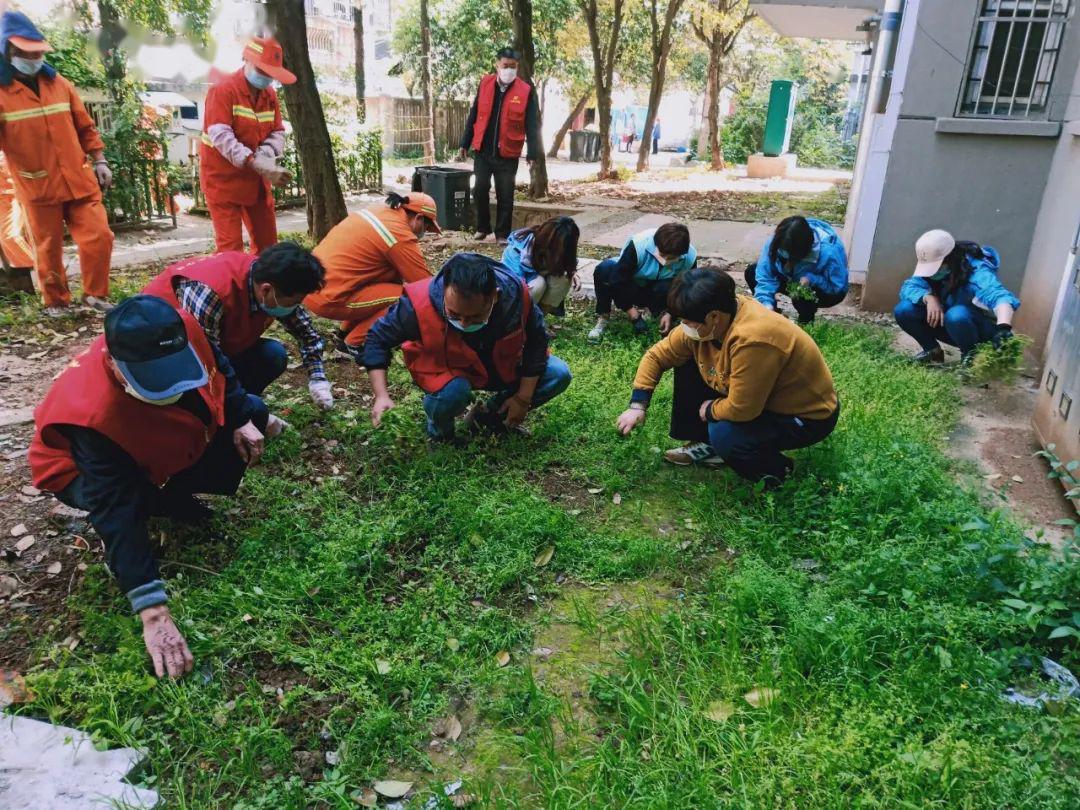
<box><xmin>992</xmin><ymin>324</ymin><xmax>1014</xmax><ymax>349</ymax></box>
<box><xmin>93</xmin><ymin>161</ymin><xmax>113</xmax><ymax>191</ymax></box>
<box><xmin>251</xmin><ymin>153</ymin><xmax>291</xmax><ymax>187</ymax></box>
<box><xmin>309</xmin><ymin>378</ymin><xmax>334</xmax><ymax>410</ymax></box>
<box><xmin>265</xmin><ymin>414</ymin><xmax>289</xmax><ymax>439</ymax></box>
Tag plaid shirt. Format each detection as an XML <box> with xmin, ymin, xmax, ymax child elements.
<box><xmin>175</xmin><ymin>278</ymin><xmax>326</xmax><ymax>381</ymax></box>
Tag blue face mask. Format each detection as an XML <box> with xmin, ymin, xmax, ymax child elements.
<box><xmin>447</xmin><ymin>300</ymin><xmax>494</xmax><ymax>333</ymax></box>
<box><xmin>11</xmin><ymin>56</ymin><xmax>44</xmax><ymax>76</ymax></box>
<box><xmin>260</xmin><ymin>288</ymin><xmax>297</xmax><ymax>318</ymax></box>
<box><xmin>245</xmin><ymin>66</ymin><xmax>273</xmax><ymax>90</ymax></box>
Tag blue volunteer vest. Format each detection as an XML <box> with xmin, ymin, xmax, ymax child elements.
<box><xmin>629</xmin><ymin>229</ymin><xmax>697</xmax><ymax>283</ymax></box>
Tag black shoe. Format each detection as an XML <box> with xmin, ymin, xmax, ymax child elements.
<box><xmin>632</xmin><ymin>316</ymin><xmax>649</xmax><ymax>335</ymax></box>
<box><xmin>156</xmin><ymin>493</ymin><xmax>213</xmax><ymax>526</ymax></box>
<box><xmin>334</xmin><ymin>338</ymin><xmax>365</xmax><ymax>364</ymax></box>
<box><xmin>914</xmin><ymin>347</ymin><xmax>945</xmax><ymax>365</ymax></box>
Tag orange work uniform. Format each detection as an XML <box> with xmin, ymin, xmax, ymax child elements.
<box><xmin>0</xmin><ymin>72</ymin><xmax>113</xmax><ymax>306</ymax></box>
<box><xmin>0</xmin><ymin>153</ymin><xmax>34</xmax><ymax>269</ymax></box>
<box><xmin>307</xmin><ymin>205</ymin><xmax>433</xmax><ymax>347</ymax></box>
<box><xmin>199</xmin><ymin>69</ymin><xmax>284</xmax><ymax>254</ymax></box>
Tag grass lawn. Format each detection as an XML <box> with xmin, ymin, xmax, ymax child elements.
<box><xmin>11</xmin><ymin>254</ymin><xmax>1080</xmax><ymax>807</ymax></box>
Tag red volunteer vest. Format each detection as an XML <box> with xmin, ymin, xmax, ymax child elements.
<box><xmin>29</xmin><ymin>312</ymin><xmax>226</xmax><ymax>493</ymax></box>
<box><xmin>401</xmin><ymin>276</ymin><xmax>530</xmax><ymax>393</ymax></box>
<box><xmin>470</xmin><ymin>74</ymin><xmax>531</xmax><ymax>159</ymax></box>
<box><xmin>142</xmin><ymin>252</ymin><xmax>272</xmax><ymax>357</ymax></box>
<box><xmin>199</xmin><ymin>69</ymin><xmax>283</xmax><ymax>206</ymax></box>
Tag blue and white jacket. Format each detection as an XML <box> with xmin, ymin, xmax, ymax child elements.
<box><xmin>753</xmin><ymin>218</ymin><xmax>849</xmax><ymax>308</ymax></box>
<box><xmin>627</xmin><ymin>228</ymin><xmax>697</xmax><ymax>284</ymax></box>
<box><xmin>898</xmin><ymin>245</ymin><xmax>1020</xmax><ymax>312</ymax></box>
<box><xmin>501</xmin><ymin>229</ymin><xmax>540</xmax><ymax>283</ymax></box>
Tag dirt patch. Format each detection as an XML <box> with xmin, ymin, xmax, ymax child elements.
<box><xmin>528</xmin><ymin>462</ymin><xmax>593</xmax><ymax>513</ymax></box>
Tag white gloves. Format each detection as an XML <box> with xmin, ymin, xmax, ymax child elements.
<box><xmin>251</xmin><ymin>153</ymin><xmax>291</xmax><ymax>187</ymax></box>
<box><xmin>265</xmin><ymin>414</ymin><xmax>288</xmax><ymax>439</ymax></box>
<box><xmin>93</xmin><ymin>161</ymin><xmax>113</xmax><ymax>191</ymax></box>
<box><xmin>309</xmin><ymin>379</ymin><xmax>334</xmax><ymax>410</ymax></box>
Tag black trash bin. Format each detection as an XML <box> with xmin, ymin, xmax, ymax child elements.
<box><xmin>584</xmin><ymin>131</ymin><xmax>601</xmax><ymax>162</ymax></box>
<box><xmin>569</xmin><ymin>130</ymin><xmax>588</xmax><ymax>162</ymax></box>
<box><xmin>412</xmin><ymin>166</ymin><xmax>473</xmax><ymax>232</ymax></box>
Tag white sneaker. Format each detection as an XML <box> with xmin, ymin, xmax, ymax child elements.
<box><xmin>663</xmin><ymin>442</ymin><xmax>725</xmax><ymax>467</ymax></box>
<box><xmin>83</xmin><ymin>295</ymin><xmax>115</xmax><ymax>312</ymax></box>
<box><xmin>587</xmin><ymin>318</ymin><xmax>608</xmax><ymax>343</ymax></box>
<box><xmin>43</xmin><ymin>306</ymin><xmax>70</xmax><ymax>318</ymax></box>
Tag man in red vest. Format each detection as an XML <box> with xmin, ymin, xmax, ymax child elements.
<box><xmin>363</xmin><ymin>252</ymin><xmax>571</xmax><ymax>441</ymax></box>
<box><xmin>200</xmin><ymin>36</ymin><xmax>294</xmax><ymax>254</ymax></box>
<box><xmin>457</xmin><ymin>47</ymin><xmax>540</xmax><ymax>246</ymax></box>
<box><xmin>29</xmin><ymin>295</ymin><xmax>287</xmax><ymax>678</ymax></box>
<box><xmin>143</xmin><ymin>242</ymin><xmax>333</xmax><ymax>411</ymax></box>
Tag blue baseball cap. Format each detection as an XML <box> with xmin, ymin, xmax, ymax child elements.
<box><xmin>104</xmin><ymin>295</ymin><xmax>208</xmax><ymax>401</ymax></box>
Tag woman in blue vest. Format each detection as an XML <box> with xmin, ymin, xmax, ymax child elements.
<box><xmin>588</xmin><ymin>223</ymin><xmax>697</xmax><ymax>342</ymax></box>
<box><xmin>501</xmin><ymin>216</ymin><xmax>580</xmax><ymax>322</ymax></box>
<box><xmin>746</xmin><ymin>216</ymin><xmax>849</xmax><ymax>323</ymax></box>
<box><xmin>894</xmin><ymin>229</ymin><xmax>1019</xmax><ymax>364</ymax></box>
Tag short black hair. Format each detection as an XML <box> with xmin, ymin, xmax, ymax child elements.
<box><xmin>667</xmin><ymin>268</ymin><xmax>737</xmax><ymax>322</ymax></box>
<box><xmin>252</xmin><ymin>241</ymin><xmax>326</xmax><ymax>296</ymax></box>
<box><xmin>496</xmin><ymin>47</ymin><xmax>520</xmax><ymax>61</ymax></box>
<box><xmin>443</xmin><ymin>252</ymin><xmax>497</xmax><ymax>297</ymax></box>
<box><xmin>769</xmin><ymin>216</ymin><xmax>814</xmax><ymax>268</ymax></box>
<box><xmin>654</xmin><ymin>223</ymin><xmax>690</xmax><ymax>257</ymax></box>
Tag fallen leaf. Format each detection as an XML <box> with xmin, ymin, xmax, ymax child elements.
<box><xmin>354</xmin><ymin>787</ymin><xmax>378</xmax><ymax>807</ymax></box>
<box><xmin>20</xmin><ymin>485</ymin><xmax>40</xmax><ymax>497</ymax></box>
<box><xmin>494</xmin><ymin>650</ymin><xmax>511</xmax><ymax>668</ymax></box>
<box><xmin>612</xmin><ymin>493</ymin><xmax>622</xmax><ymax>505</ymax></box>
<box><xmin>0</xmin><ymin>670</ymin><xmax>34</xmax><ymax>707</ymax></box>
<box><xmin>446</xmin><ymin>637</ymin><xmax>460</xmax><ymax>652</ymax></box>
<box><xmin>704</xmin><ymin>700</ymin><xmax>736</xmax><ymax>723</ymax></box>
<box><xmin>15</xmin><ymin>535</ymin><xmax>36</xmax><ymax>553</ymax></box>
<box><xmin>10</xmin><ymin>523</ymin><xmax>27</xmax><ymax>537</ymax></box>
<box><xmin>1011</xmin><ymin>475</ymin><xmax>1024</xmax><ymax>483</ymax></box>
<box><xmin>373</xmin><ymin>780</ymin><xmax>413</xmax><ymax>798</ymax></box>
<box><xmin>532</xmin><ymin>646</ymin><xmax>554</xmax><ymax>659</ymax></box>
<box><xmin>983</xmin><ymin>473</ymin><xmax>1002</xmax><ymax>481</ymax></box>
<box><xmin>241</xmin><ymin>613</ymin><xmax>254</xmax><ymax>623</ymax></box>
<box><xmin>0</xmin><ymin>575</ymin><xmax>18</xmax><ymax>598</ymax></box>
<box><xmin>306</xmin><ymin>586</ymin><xmax>321</xmax><ymax>597</ymax></box>
<box><xmin>375</xmin><ymin>659</ymin><xmax>392</xmax><ymax>675</ymax></box>
<box><xmin>436</xmin><ymin>713</ymin><xmax>463</xmax><ymax>741</ymax></box>
<box><xmin>533</xmin><ymin>546</ymin><xmax>555</xmax><ymax>567</ymax></box>
<box><xmin>46</xmin><ymin>561</ymin><xmax>62</xmax><ymax>576</ymax></box>
<box><xmin>71</xmin><ymin>535</ymin><xmax>90</xmax><ymax>551</ymax></box>
<box><xmin>743</xmin><ymin>687</ymin><xmax>778</xmax><ymax>708</ymax></box>
<box><xmin>324</xmin><ymin>750</ymin><xmax>340</xmax><ymax>765</ymax></box>
<box><xmin>587</xmin><ymin>487</ymin><xmax>604</xmax><ymax>494</ymax></box>
<box><xmin>452</xmin><ymin>794</ymin><xmax>477</xmax><ymax>808</ymax></box>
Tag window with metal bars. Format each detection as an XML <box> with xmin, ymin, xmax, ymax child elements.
<box><xmin>961</xmin><ymin>0</ymin><xmax>1073</xmax><ymax>117</ymax></box>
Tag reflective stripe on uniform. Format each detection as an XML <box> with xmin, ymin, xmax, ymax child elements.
<box><xmin>0</xmin><ymin>102</ymin><xmax>72</xmax><ymax>123</ymax></box>
<box><xmin>346</xmin><ymin>295</ymin><xmax>401</xmax><ymax>309</ymax></box>
<box><xmin>247</xmin><ymin>40</ymin><xmax>264</xmax><ymax>54</ymax></box>
<box><xmin>17</xmin><ymin>169</ymin><xmax>48</xmax><ymax>179</ymax></box>
<box><xmin>358</xmin><ymin>209</ymin><xmax>397</xmax><ymax>248</ymax></box>
<box><xmin>232</xmin><ymin>105</ymin><xmax>259</xmax><ymax>120</ymax></box>
<box><xmin>256</xmin><ymin>111</ymin><xmax>276</xmax><ymax>122</ymax></box>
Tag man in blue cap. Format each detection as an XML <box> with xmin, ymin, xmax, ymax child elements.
<box><xmin>30</xmin><ymin>295</ymin><xmax>287</xmax><ymax>678</ymax></box>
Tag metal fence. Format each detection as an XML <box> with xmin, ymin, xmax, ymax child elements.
<box><xmin>375</xmin><ymin>97</ymin><xmax>469</xmax><ymax>159</ymax></box>
<box><xmin>102</xmin><ymin>158</ymin><xmax>178</xmax><ymax>230</ymax></box>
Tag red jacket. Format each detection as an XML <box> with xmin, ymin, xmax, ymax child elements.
<box><xmin>29</xmin><ymin>311</ymin><xmax>225</xmax><ymax>493</ymax></box>
<box><xmin>470</xmin><ymin>74</ymin><xmax>531</xmax><ymax>159</ymax></box>
<box><xmin>142</xmin><ymin>252</ymin><xmax>271</xmax><ymax>356</ymax></box>
<box><xmin>401</xmin><ymin>276</ymin><xmax>529</xmax><ymax>393</ymax></box>
<box><xmin>199</xmin><ymin>69</ymin><xmax>284</xmax><ymax>206</ymax></box>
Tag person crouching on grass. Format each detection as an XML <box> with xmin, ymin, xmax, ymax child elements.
<box><xmin>615</xmin><ymin>268</ymin><xmax>839</xmax><ymax>487</ymax></box>
<box><xmin>363</xmin><ymin>252</ymin><xmax>572</xmax><ymax>441</ymax></box>
<box><xmin>501</xmin><ymin>215</ymin><xmax>581</xmax><ymax>327</ymax></box>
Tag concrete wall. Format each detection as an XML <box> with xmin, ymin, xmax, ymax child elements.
<box><xmin>860</xmin><ymin>0</ymin><xmax>1080</xmax><ymax>315</ymax></box>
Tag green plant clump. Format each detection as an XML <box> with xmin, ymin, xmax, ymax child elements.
<box><xmin>969</xmin><ymin>333</ymin><xmax>1033</xmax><ymax>385</ymax></box>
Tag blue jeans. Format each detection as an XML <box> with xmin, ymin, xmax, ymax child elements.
<box><xmin>893</xmin><ymin>300</ymin><xmax>997</xmax><ymax>356</ymax></box>
<box><xmin>422</xmin><ymin>355</ymin><xmax>573</xmax><ymax>438</ymax></box>
<box><xmin>708</xmin><ymin>404</ymin><xmax>840</xmax><ymax>484</ymax></box>
<box><xmin>231</xmin><ymin>337</ymin><xmax>288</xmax><ymax>395</ymax></box>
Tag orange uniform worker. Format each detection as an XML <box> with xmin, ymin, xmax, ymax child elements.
<box><xmin>0</xmin><ymin>152</ymin><xmax>35</xmax><ymax>271</ymax></box>
<box><xmin>307</xmin><ymin>192</ymin><xmax>442</xmax><ymax>359</ymax></box>
<box><xmin>200</xmin><ymin>36</ymin><xmax>294</xmax><ymax>254</ymax></box>
<box><xmin>0</xmin><ymin>11</ymin><xmax>114</xmax><ymax>314</ymax></box>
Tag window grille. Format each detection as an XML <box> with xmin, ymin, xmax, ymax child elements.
<box><xmin>961</xmin><ymin>0</ymin><xmax>1072</xmax><ymax>117</ymax></box>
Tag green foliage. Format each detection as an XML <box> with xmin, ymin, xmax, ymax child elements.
<box><xmin>786</xmin><ymin>280</ymin><xmax>819</xmax><ymax>303</ymax></box>
<box><xmin>968</xmin><ymin>333</ymin><xmax>1034</xmax><ymax>386</ymax></box>
<box><xmin>39</xmin><ymin>24</ymin><xmax>105</xmax><ymax>90</ymax></box>
<box><xmin>101</xmin><ymin>98</ymin><xmax>181</xmax><ymax>226</ymax></box>
<box><xmin>721</xmin><ymin>90</ymin><xmax>856</xmax><ymax>169</ymax></box>
<box><xmin>331</xmin><ymin>128</ymin><xmax>384</xmax><ymax>192</ymax></box>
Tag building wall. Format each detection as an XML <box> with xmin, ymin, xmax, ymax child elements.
<box><xmin>859</xmin><ymin>0</ymin><xmax>1080</xmax><ymax>317</ymax></box>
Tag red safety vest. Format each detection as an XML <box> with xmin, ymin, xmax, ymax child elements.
<box><xmin>470</xmin><ymin>74</ymin><xmax>531</xmax><ymax>159</ymax></box>
<box><xmin>142</xmin><ymin>252</ymin><xmax>272</xmax><ymax>357</ymax></box>
<box><xmin>401</xmin><ymin>276</ymin><xmax>530</xmax><ymax>393</ymax></box>
<box><xmin>29</xmin><ymin>311</ymin><xmax>226</xmax><ymax>493</ymax></box>
<box><xmin>199</xmin><ymin>69</ymin><xmax>284</xmax><ymax>206</ymax></box>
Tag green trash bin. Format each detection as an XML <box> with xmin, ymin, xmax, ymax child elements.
<box><xmin>412</xmin><ymin>166</ymin><xmax>473</xmax><ymax>231</ymax></box>
<box><xmin>762</xmin><ymin>80</ymin><xmax>797</xmax><ymax>158</ymax></box>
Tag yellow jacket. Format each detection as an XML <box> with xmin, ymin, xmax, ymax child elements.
<box><xmin>632</xmin><ymin>295</ymin><xmax>837</xmax><ymax>422</ymax></box>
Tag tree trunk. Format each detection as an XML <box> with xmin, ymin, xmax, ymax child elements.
<box><xmin>706</xmin><ymin>40</ymin><xmax>725</xmax><ymax>170</ymax></box>
<box><xmin>419</xmin><ymin>0</ymin><xmax>436</xmax><ymax>164</ymax></box>
<box><xmin>266</xmin><ymin>0</ymin><xmax>347</xmax><ymax>240</ymax></box>
<box><xmin>512</xmin><ymin>0</ymin><xmax>548</xmax><ymax>198</ymax></box>
<box><xmin>636</xmin><ymin>1</ymin><xmax>683</xmax><ymax>173</ymax></box>
<box><xmin>353</xmin><ymin>2</ymin><xmax>366</xmax><ymax>122</ymax></box>
<box><xmin>97</xmin><ymin>0</ymin><xmax>128</xmax><ymax>105</ymax></box>
<box><xmin>547</xmin><ymin>92</ymin><xmax>589</xmax><ymax>158</ymax></box>
<box><xmin>581</xmin><ymin>0</ymin><xmax>624</xmax><ymax>180</ymax></box>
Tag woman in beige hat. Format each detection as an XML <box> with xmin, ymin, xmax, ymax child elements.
<box><xmin>893</xmin><ymin>229</ymin><xmax>1020</xmax><ymax>364</ymax></box>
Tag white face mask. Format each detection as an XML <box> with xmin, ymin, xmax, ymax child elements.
<box><xmin>124</xmin><ymin>384</ymin><xmax>183</xmax><ymax>406</ymax></box>
<box><xmin>11</xmin><ymin>56</ymin><xmax>44</xmax><ymax>76</ymax></box>
<box><xmin>681</xmin><ymin>324</ymin><xmax>703</xmax><ymax>341</ymax></box>
<box><xmin>498</xmin><ymin>67</ymin><xmax>517</xmax><ymax>85</ymax></box>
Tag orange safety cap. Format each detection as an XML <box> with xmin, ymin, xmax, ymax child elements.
<box><xmin>242</xmin><ymin>36</ymin><xmax>296</xmax><ymax>85</ymax></box>
<box><xmin>403</xmin><ymin>192</ymin><xmax>442</xmax><ymax>234</ymax></box>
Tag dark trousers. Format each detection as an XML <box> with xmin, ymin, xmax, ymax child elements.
<box><xmin>594</xmin><ymin>258</ymin><xmax>672</xmax><ymax>317</ymax></box>
<box><xmin>745</xmin><ymin>263</ymin><xmax>846</xmax><ymax>324</ymax></box>
<box><xmin>893</xmin><ymin>300</ymin><xmax>997</xmax><ymax>356</ymax></box>
<box><xmin>473</xmin><ymin>151</ymin><xmax>518</xmax><ymax>238</ymax></box>
<box><xmin>231</xmin><ymin>338</ymin><xmax>288</xmax><ymax>396</ymax></box>
<box><xmin>669</xmin><ymin>361</ymin><xmax>839</xmax><ymax>483</ymax></box>
<box><xmin>652</xmin><ymin>138</ymin><xmax>659</xmax><ymax>155</ymax></box>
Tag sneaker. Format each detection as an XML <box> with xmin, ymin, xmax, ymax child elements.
<box><xmin>473</xmin><ymin>231</ymin><xmax>490</xmax><ymax>241</ymax></box>
<box><xmin>496</xmin><ymin>236</ymin><xmax>509</xmax><ymax>247</ymax></box>
<box><xmin>587</xmin><ymin>318</ymin><xmax>608</xmax><ymax>344</ymax></box>
<box><xmin>663</xmin><ymin>442</ymin><xmax>725</xmax><ymax>467</ymax></box>
<box><xmin>334</xmin><ymin>337</ymin><xmax>364</xmax><ymax>363</ymax></box>
<box><xmin>44</xmin><ymin>305</ymin><xmax>69</xmax><ymax>318</ymax></box>
<box><xmin>913</xmin><ymin>347</ymin><xmax>945</xmax><ymax>365</ymax></box>
<box><xmin>632</xmin><ymin>315</ymin><xmax>650</xmax><ymax>335</ymax></box>
<box><xmin>83</xmin><ymin>295</ymin><xmax>115</xmax><ymax>312</ymax></box>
